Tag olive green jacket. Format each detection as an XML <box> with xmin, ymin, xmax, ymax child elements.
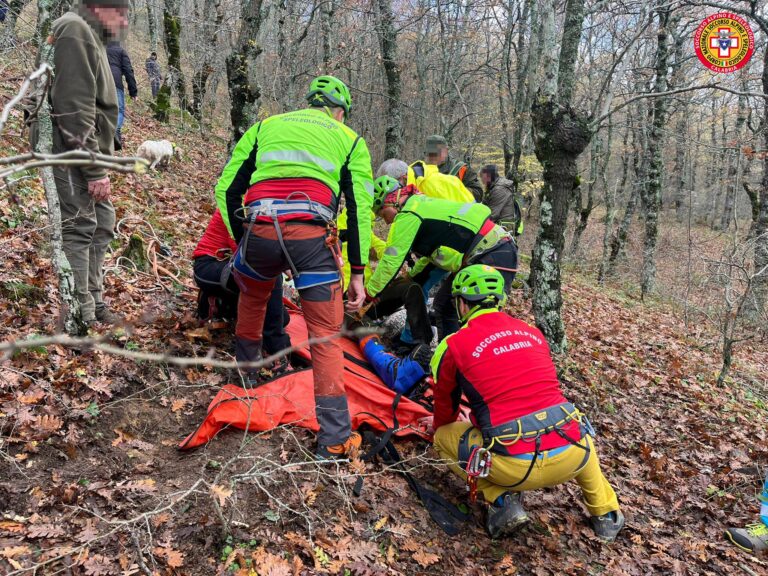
<box><xmin>51</xmin><ymin>2</ymin><xmax>118</xmax><ymax>180</ymax></box>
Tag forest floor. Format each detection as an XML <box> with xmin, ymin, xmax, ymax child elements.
<box><xmin>1</xmin><ymin>58</ymin><xmax>768</xmax><ymax>576</ymax></box>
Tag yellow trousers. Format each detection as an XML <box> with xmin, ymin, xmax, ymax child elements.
<box><xmin>433</xmin><ymin>422</ymin><xmax>620</xmax><ymax>516</ymax></box>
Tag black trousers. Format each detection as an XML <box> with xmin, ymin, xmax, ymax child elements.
<box><xmin>366</xmin><ymin>277</ymin><xmax>433</xmax><ymax>344</ymax></box>
<box><xmin>433</xmin><ymin>239</ymin><xmax>518</xmax><ymax>339</ymax></box>
<box><xmin>192</xmin><ymin>255</ymin><xmax>290</xmax><ymax>355</ymax></box>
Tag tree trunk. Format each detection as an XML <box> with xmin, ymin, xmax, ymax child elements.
<box><xmin>226</xmin><ymin>0</ymin><xmax>264</xmax><ymax>146</ymax></box>
<box><xmin>147</xmin><ymin>0</ymin><xmax>158</xmax><ymax>53</ymax></box>
<box><xmin>375</xmin><ymin>0</ymin><xmax>403</xmax><ymax>159</ymax></box>
<box><xmin>672</xmin><ymin>108</ymin><xmax>688</xmax><ymax>223</ymax></box>
<box><xmin>571</xmin><ymin>121</ymin><xmax>611</xmax><ymax>258</ymax></box>
<box><xmin>34</xmin><ymin>1</ymin><xmax>84</xmax><ymax>334</ymax></box>
<box><xmin>190</xmin><ymin>0</ymin><xmax>222</xmax><ymax>122</ymax></box>
<box><xmin>320</xmin><ymin>0</ymin><xmax>334</xmax><ymax>69</ymax></box>
<box><xmin>753</xmin><ymin>44</ymin><xmax>768</xmax><ymax>312</ymax></box>
<box><xmin>510</xmin><ymin>0</ymin><xmax>538</xmax><ymax>182</ymax></box>
<box><xmin>497</xmin><ymin>0</ymin><xmax>515</xmax><ymax>175</ymax></box>
<box><xmin>531</xmin><ymin>101</ymin><xmax>591</xmax><ymax>353</ymax></box>
<box><xmin>710</xmin><ymin>111</ymin><xmax>729</xmax><ymax>229</ymax></box>
<box><xmin>640</xmin><ymin>9</ymin><xmax>672</xmax><ymax>300</ymax></box>
<box><xmin>721</xmin><ymin>76</ymin><xmax>748</xmax><ymax>231</ymax></box>
<box><xmin>668</xmin><ymin>28</ymin><xmax>688</xmax><ymax>223</ymax></box>
<box><xmin>598</xmin><ymin>121</ymin><xmax>631</xmax><ymax>283</ymax></box>
<box><xmin>163</xmin><ymin>0</ymin><xmax>188</xmax><ymax>112</ymax></box>
<box><xmin>529</xmin><ymin>0</ymin><xmax>590</xmax><ymax>354</ymax></box>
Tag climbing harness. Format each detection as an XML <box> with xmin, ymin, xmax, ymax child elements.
<box><xmin>234</xmin><ymin>191</ymin><xmax>342</xmax><ymax>291</ymax></box>
<box><xmin>324</xmin><ymin>219</ymin><xmax>345</xmax><ymax>292</ymax></box>
<box><xmin>465</xmin><ymin>446</ymin><xmax>493</xmax><ymax>503</ymax></box>
<box><xmin>457</xmin><ymin>402</ymin><xmax>595</xmax><ymax>494</ymax></box>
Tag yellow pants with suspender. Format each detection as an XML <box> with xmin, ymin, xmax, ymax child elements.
<box><xmin>434</xmin><ymin>421</ymin><xmax>620</xmax><ymax>516</ymax></box>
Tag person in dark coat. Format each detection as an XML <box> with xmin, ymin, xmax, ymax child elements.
<box><xmin>479</xmin><ymin>164</ymin><xmax>524</xmax><ymax>236</ymax></box>
<box><xmin>145</xmin><ymin>51</ymin><xmax>162</xmax><ymax>98</ymax></box>
<box><xmin>106</xmin><ymin>41</ymin><xmax>137</xmax><ymax>148</ymax></box>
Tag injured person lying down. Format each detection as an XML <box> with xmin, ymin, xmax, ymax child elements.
<box><xmin>358</xmin><ymin>334</ymin><xmax>433</xmax><ymax>397</ymax></box>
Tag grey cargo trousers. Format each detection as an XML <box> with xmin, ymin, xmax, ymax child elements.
<box><xmin>53</xmin><ymin>166</ymin><xmax>116</xmax><ymax>322</ymax></box>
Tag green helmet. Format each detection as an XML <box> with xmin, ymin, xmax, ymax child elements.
<box><xmin>306</xmin><ymin>75</ymin><xmax>352</xmax><ymax>119</ymax></box>
<box><xmin>452</xmin><ymin>265</ymin><xmax>506</xmax><ymax>304</ymax></box>
<box><xmin>373</xmin><ymin>175</ymin><xmax>400</xmax><ymax>211</ymax></box>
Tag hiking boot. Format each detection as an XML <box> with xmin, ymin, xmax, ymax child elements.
<box><xmin>486</xmin><ymin>492</ymin><xmax>529</xmax><ymax>538</ymax></box>
<box><xmin>316</xmin><ymin>431</ymin><xmax>362</xmax><ymax>461</ymax></box>
<box><xmin>590</xmin><ymin>510</ymin><xmax>625</xmax><ymax>543</ymax></box>
<box><xmin>725</xmin><ymin>522</ymin><xmax>768</xmax><ymax>554</ymax></box>
<box><xmin>258</xmin><ymin>356</ymin><xmax>293</xmax><ymax>381</ymax></box>
<box><xmin>94</xmin><ymin>304</ymin><xmax>121</xmax><ymax>325</ymax></box>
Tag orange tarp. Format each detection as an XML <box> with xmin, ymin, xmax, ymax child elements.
<box><xmin>180</xmin><ymin>306</ymin><xmax>432</xmax><ymax>450</ymax></box>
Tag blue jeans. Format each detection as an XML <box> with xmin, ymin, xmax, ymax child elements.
<box><xmin>116</xmin><ymin>88</ymin><xmax>125</xmax><ymax>132</ymax></box>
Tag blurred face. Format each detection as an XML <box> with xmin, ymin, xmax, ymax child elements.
<box><xmin>480</xmin><ymin>171</ymin><xmax>491</xmax><ymax>187</ymax></box>
<box><xmin>92</xmin><ymin>6</ymin><xmax>129</xmax><ymax>36</ymax></box>
<box><xmin>455</xmin><ymin>297</ymin><xmax>470</xmax><ymax>319</ymax></box>
<box><xmin>379</xmin><ymin>205</ymin><xmax>398</xmax><ymax>224</ymax></box>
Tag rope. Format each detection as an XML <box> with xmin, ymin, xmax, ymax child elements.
<box><xmin>104</xmin><ymin>216</ymin><xmax>193</xmax><ymax>293</ymax></box>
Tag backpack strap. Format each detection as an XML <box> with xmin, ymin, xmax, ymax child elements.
<box><xmin>448</xmin><ymin>161</ymin><xmax>466</xmax><ymax>178</ymax></box>
<box><xmin>352</xmin><ymin>395</ymin><xmax>469</xmax><ymax>535</ymax></box>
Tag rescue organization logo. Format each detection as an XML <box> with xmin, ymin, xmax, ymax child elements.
<box><xmin>694</xmin><ymin>13</ymin><xmax>754</xmax><ymax>73</ymax></box>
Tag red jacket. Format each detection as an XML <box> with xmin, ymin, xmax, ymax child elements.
<box><xmin>193</xmin><ymin>209</ymin><xmax>238</xmax><ymax>259</ymax></box>
<box><xmin>431</xmin><ymin>310</ymin><xmax>580</xmax><ymax>455</ymax></box>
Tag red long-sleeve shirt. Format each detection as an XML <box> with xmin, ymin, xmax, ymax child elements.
<box><xmin>430</xmin><ymin>309</ymin><xmax>580</xmax><ymax>455</ymax></box>
<box><xmin>193</xmin><ymin>209</ymin><xmax>238</xmax><ymax>259</ymax></box>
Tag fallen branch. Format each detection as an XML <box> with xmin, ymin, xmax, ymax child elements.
<box><xmin>0</xmin><ymin>326</ymin><xmax>381</xmax><ymax>368</ymax></box>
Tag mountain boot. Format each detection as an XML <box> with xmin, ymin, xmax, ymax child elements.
<box><xmin>94</xmin><ymin>304</ymin><xmax>121</xmax><ymax>325</ymax></box>
<box><xmin>258</xmin><ymin>356</ymin><xmax>293</xmax><ymax>381</ymax></box>
<box><xmin>485</xmin><ymin>492</ymin><xmax>529</xmax><ymax>538</ymax></box>
<box><xmin>725</xmin><ymin>522</ymin><xmax>768</xmax><ymax>554</ymax></box>
<box><xmin>590</xmin><ymin>510</ymin><xmax>625</xmax><ymax>543</ymax></box>
<box><xmin>316</xmin><ymin>431</ymin><xmax>362</xmax><ymax>461</ymax></box>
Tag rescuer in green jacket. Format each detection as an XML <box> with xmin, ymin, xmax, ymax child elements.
<box><xmin>365</xmin><ymin>176</ymin><xmax>517</xmax><ymax>339</ymax></box>
<box><xmin>214</xmin><ymin>75</ymin><xmax>374</xmax><ymax>460</ymax></box>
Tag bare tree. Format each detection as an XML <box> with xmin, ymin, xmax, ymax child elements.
<box><xmin>529</xmin><ymin>0</ymin><xmax>591</xmax><ymax>353</ymax></box>
<box><xmin>162</xmin><ymin>0</ymin><xmax>189</xmax><ymax>111</ymax></box>
<box><xmin>226</xmin><ymin>0</ymin><xmax>265</xmax><ymax>144</ymax></box>
<box><xmin>639</xmin><ymin>7</ymin><xmax>674</xmax><ymax>300</ymax></box>
<box><xmin>374</xmin><ymin>0</ymin><xmax>403</xmax><ymax>158</ymax></box>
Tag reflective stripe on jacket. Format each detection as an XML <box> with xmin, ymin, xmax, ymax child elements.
<box><xmin>214</xmin><ymin>107</ymin><xmax>374</xmax><ymax>273</ymax></box>
<box><xmin>365</xmin><ymin>195</ymin><xmax>490</xmax><ymax>297</ymax></box>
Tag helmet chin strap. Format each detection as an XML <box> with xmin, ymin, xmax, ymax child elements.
<box><xmin>456</xmin><ymin>297</ymin><xmax>501</xmax><ymax>324</ymax></box>
<box><xmin>456</xmin><ymin>299</ymin><xmax>481</xmax><ymax>324</ymax></box>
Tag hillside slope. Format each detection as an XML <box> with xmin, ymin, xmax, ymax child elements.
<box><xmin>1</xmin><ymin>59</ymin><xmax>767</xmax><ymax>576</ymax></box>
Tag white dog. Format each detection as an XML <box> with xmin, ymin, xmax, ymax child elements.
<box><xmin>136</xmin><ymin>139</ymin><xmax>182</xmax><ymax>170</ymax></box>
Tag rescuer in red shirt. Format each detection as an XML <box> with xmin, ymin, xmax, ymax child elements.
<box><xmin>423</xmin><ymin>264</ymin><xmax>624</xmax><ymax>541</ymax></box>
<box><xmin>192</xmin><ymin>209</ymin><xmax>290</xmax><ymax>366</ymax></box>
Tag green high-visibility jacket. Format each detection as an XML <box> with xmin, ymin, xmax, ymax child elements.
<box><xmin>365</xmin><ymin>195</ymin><xmax>491</xmax><ymax>297</ymax></box>
<box><xmin>214</xmin><ymin>107</ymin><xmax>374</xmax><ymax>273</ymax></box>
